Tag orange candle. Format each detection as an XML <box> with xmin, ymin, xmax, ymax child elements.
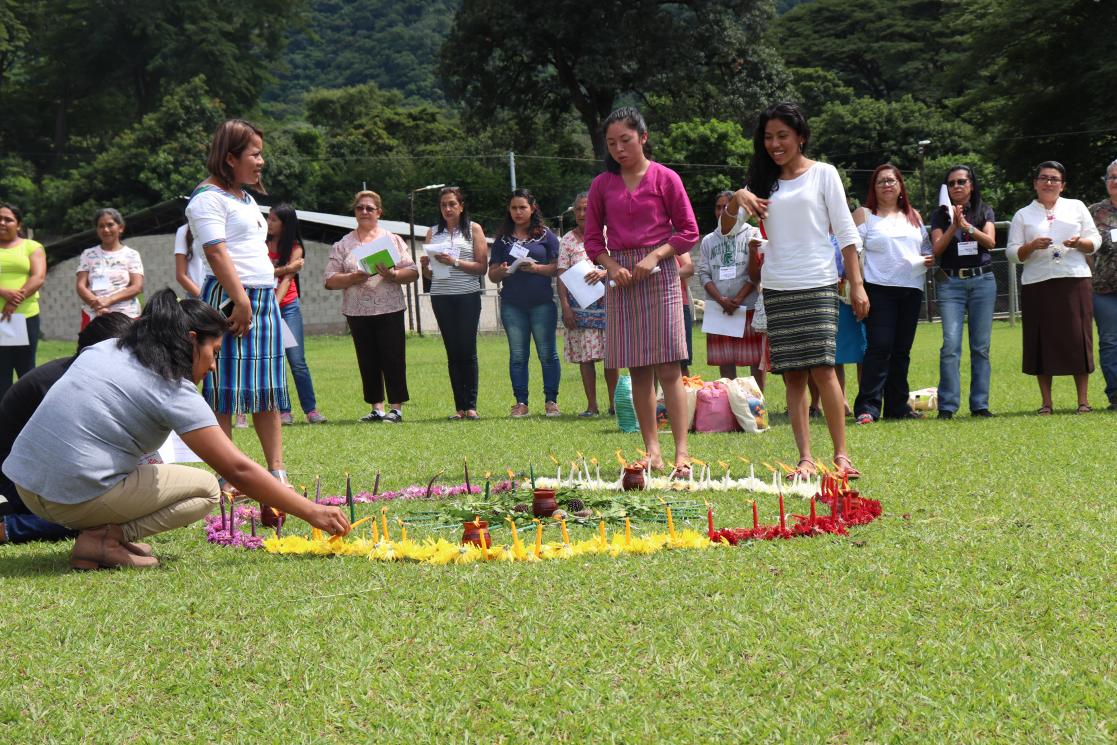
<box><xmin>533</xmin><ymin>519</ymin><xmax>543</xmax><ymax>557</ymax></box>
<box><xmin>598</xmin><ymin>520</ymin><xmax>607</xmax><ymax>547</ymax></box>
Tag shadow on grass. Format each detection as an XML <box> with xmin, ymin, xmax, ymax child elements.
<box><xmin>0</xmin><ymin>548</ymin><xmax>71</xmax><ymax>577</ymax></box>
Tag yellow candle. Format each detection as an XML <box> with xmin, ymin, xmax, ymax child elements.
<box><xmin>533</xmin><ymin>519</ymin><xmax>543</xmax><ymax>557</ymax></box>
<box><xmin>559</xmin><ymin>518</ymin><xmax>570</xmax><ymax>545</ymax></box>
<box><xmin>397</xmin><ymin>518</ymin><xmax>407</xmax><ymax>542</ymax></box>
<box><xmin>380</xmin><ymin>506</ymin><xmax>390</xmax><ymax>542</ymax></box>
<box><xmin>506</xmin><ymin>517</ymin><xmax>522</xmax><ymax>551</ymax></box>
<box><xmin>624</xmin><ymin>517</ymin><xmax>632</xmax><ymax>545</ymax></box>
<box><xmin>598</xmin><ymin>520</ymin><xmax>607</xmax><ymax>547</ymax></box>
<box><xmin>371</xmin><ymin>520</ymin><xmax>379</xmax><ymax>542</ymax></box>
<box><xmin>666</xmin><ymin>505</ymin><xmax>676</xmax><ymax>540</ymax></box>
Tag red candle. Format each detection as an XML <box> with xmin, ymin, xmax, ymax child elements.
<box><xmin>778</xmin><ymin>493</ymin><xmax>786</xmax><ymax>530</ymax></box>
<box><xmin>809</xmin><ymin>496</ymin><xmax>816</xmax><ymax>526</ymax></box>
<box><xmin>706</xmin><ymin>506</ymin><xmax>714</xmax><ymax>535</ymax></box>
<box><xmin>752</xmin><ymin>501</ymin><xmax>759</xmax><ymax>530</ymax></box>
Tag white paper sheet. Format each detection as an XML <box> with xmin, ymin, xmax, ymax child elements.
<box><xmin>0</xmin><ymin>313</ymin><xmax>29</xmax><ymax>346</ymax></box>
<box><xmin>281</xmin><ymin>319</ymin><xmax>298</xmax><ymax>349</ymax></box>
<box><xmin>157</xmin><ymin>430</ymin><xmax>203</xmax><ymax>464</ymax></box>
<box><xmin>559</xmin><ymin>260</ymin><xmax>606</xmax><ymax>309</ymax></box>
<box><xmin>1044</xmin><ymin>218</ymin><xmax>1079</xmax><ymax>248</ymax></box>
<box><xmin>424</xmin><ymin>241</ymin><xmax>459</xmax><ymax>281</ymax></box>
<box><xmin>701</xmin><ymin>305</ymin><xmax>748</xmax><ymax>338</ymax></box>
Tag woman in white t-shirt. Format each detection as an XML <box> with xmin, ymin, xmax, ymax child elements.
<box><xmin>185</xmin><ymin>118</ymin><xmax>292</xmax><ymax>504</ymax></box>
<box><xmin>173</xmin><ymin>222</ymin><xmax>206</xmax><ymax>298</ymax></box>
<box><xmin>727</xmin><ymin>102</ymin><xmax>867</xmax><ymax>480</ymax></box>
<box><xmin>75</xmin><ymin>208</ymin><xmax>144</xmax><ymax>330</ymax></box>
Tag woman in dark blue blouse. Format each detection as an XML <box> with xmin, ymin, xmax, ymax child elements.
<box><xmin>488</xmin><ymin>188</ymin><xmax>561</xmax><ymax>417</ymax></box>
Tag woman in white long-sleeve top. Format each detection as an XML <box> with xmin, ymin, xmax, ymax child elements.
<box><xmin>725</xmin><ymin>102</ymin><xmax>868</xmax><ymax>480</ymax></box>
<box><xmin>1007</xmin><ymin>160</ymin><xmax>1102</xmax><ymax>414</ymax></box>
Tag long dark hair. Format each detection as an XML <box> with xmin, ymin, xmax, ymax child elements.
<box><xmin>436</xmin><ymin>186</ymin><xmax>472</xmax><ymax>237</ymax></box>
<box><xmin>864</xmin><ymin>164</ymin><xmax>921</xmax><ymax>227</ymax></box>
<box><xmin>496</xmin><ymin>187</ymin><xmax>546</xmax><ymax>241</ymax></box>
<box><xmin>745</xmin><ymin>102</ymin><xmax>811</xmax><ymax>199</ymax></box>
<box><xmin>118</xmin><ymin>288</ymin><xmax>226</xmax><ymax>381</ymax></box>
<box><xmin>602</xmin><ymin>107</ymin><xmax>653</xmax><ymax>174</ymax></box>
<box><xmin>940</xmin><ymin>164</ymin><xmax>988</xmax><ymax>225</ymax></box>
<box><xmin>76</xmin><ymin>312</ymin><xmax>132</xmax><ymax>352</ymax></box>
<box><xmin>270</xmin><ymin>203</ymin><xmax>302</xmax><ymax>295</ymax></box>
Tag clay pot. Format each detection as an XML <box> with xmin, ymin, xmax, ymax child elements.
<box><xmin>461</xmin><ymin>520</ymin><xmax>491</xmax><ymax>548</ymax></box>
<box><xmin>621</xmin><ymin>465</ymin><xmax>646</xmax><ymax>491</ymax></box>
<box><xmin>532</xmin><ymin>488</ymin><xmax>558</xmax><ymax>517</ymax></box>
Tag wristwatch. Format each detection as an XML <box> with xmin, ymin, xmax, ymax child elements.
<box><xmin>454</xmin><ymin>258</ymin><xmax>461</xmax><ymax>268</ymax></box>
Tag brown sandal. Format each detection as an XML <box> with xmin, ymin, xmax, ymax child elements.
<box><xmin>833</xmin><ymin>455</ymin><xmax>861</xmax><ymax>480</ymax></box>
<box><xmin>786</xmin><ymin>458</ymin><xmax>817</xmax><ymax>481</ymax></box>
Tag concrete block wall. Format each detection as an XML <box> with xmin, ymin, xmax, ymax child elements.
<box><xmin>38</xmin><ymin>234</ymin><xmax>504</xmax><ymax>340</ymax></box>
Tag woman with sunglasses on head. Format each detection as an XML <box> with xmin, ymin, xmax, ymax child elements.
<box><xmin>324</xmin><ymin>191</ymin><xmax>418</xmax><ymax>423</ymax></box>
<box><xmin>267</xmin><ymin>204</ymin><xmax>326</xmax><ymax>425</ymax></box>
<box><xmin>421</xmin><ymin>187</ymin><xmax>489</xmax><ymax>420</ymax></box>
<box><xmin>852</xmin><ymin>164</ymin><xmax>933</xmax><ymax>423</ymax></box>
<box><xmin>1007</xmin><ymin>161</ymin><xmax>1101</xmax><ymax>414</ymax></box>
<box><xmin>489</xmin><ymin>187</ymin><xmax>562</xmax><ymax>417</ymax></box>
<box><xmin>1089</xmin><ymin>159</ymin><xmax>1117</xmax><ymax>409</ymax></box>
<box><xmin>930</xmin><ymin>165</ymin><xmax>997</xmax><ymax>419</ymax></box>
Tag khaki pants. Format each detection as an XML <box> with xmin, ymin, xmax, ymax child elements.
<box><xmin>18</xmin><ymin>464</ymin><xmax>220</xmax><ymax>542</ymax></box>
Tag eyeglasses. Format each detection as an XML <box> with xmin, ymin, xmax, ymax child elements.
<box><xmin>1102</xmin><ymin>175</ymin><xmax>1117</xmax><ymax>183</ymax></box>
<box><xmin>1035</xmin><ymin>176</ymin><xmax>1064</xmax><ymax>185</ymax></box>
<box><xmin>876</xmin><ymin>178</ymin><xmax>899</xmax><ymax>187</ymax></box>
<box><xmin>946</xmin><ymin>179</ymin><xmax>970</xmax><ymax>188</ymax></box>
<box><xmin>355</xmin><ymin>205</ymin><xmax>379</xmax><ymax>213</ymax></box>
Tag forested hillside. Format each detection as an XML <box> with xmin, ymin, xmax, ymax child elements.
<box><xmin>0</xmin><ymin>0</ymin><xmax>1113</xmax><ymax>239</ymax></box>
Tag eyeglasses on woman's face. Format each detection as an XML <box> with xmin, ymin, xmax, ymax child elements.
<box><xmin>1101</xmin><ymin>174</ymin><xmax>1117</xmax><ymax>184</ymax></box>
<box><xmin>355</xmin><ymin>205</ymin><xmax>379</xmax><ymax>213</ymax></box>
<box><xmin>947</xmin><ymin>178</ymin><xmax>970</xmax><ymax>188</ymax></box>
<box><xmin>876</xmin><ymin>178</ymin><xmax>898</xmax><ymax>187</ymax></box>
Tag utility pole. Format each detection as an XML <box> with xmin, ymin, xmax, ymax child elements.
<box><xmin>508</xmin><ymin>151</ymin><xmax>517</xmax><ymax>192</ymax></box>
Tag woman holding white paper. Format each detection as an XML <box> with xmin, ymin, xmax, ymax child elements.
<box><xmin>929</xmin><ymin>165</ymin><xmax>997</xmax><ymax>419</ymax></box>
<box><xmin>0</xmin><ymin>203</ymin><xmax>45</xmax><ymax>398</ymax></box>
<box><xmin>325</xmin><ymin>191</ymin><xmax>418</xmax><ymax>423</ymax></box>
<box><xmin>267</xmin><ymin>204</ymin><xmax>326</xmax><ymax>425</ymax></box>
<box><xmin>422</xmin><ymin>186</ymin><xmax>489</xmax><ymax>420</ymax></box>
<box><xmin>698</xmin><ymin>190</ymin><xmax>766</xmax><ymax>385</ymax></box>
<box><xmin>557</xmin><ymin>192</ymin><xmax>617</xmax><ymax>416</ymax></box>
<box><xmin>1007</xmin><ymin>161</ymin><xmax>1101</xmax><ymax>414</ymax></box>
<box><xmin>489</xmin><ymin>188</ymin><xmax>562</xmax><ymax>417</ymax></box>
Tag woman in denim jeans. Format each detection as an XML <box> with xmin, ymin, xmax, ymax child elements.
<box><xmin>488</xmin><ymin>188</ymin><xmax>562</xmax><ymax>417</ymax></box>
<box><xmin>267</xmin><ymin>204</ymin><xmax>326</xmax><ymax>425</ymax></box>
<box><xmin>930</xmin><ymin>166</ymin><xmax>997</xmax><ymax>419</ymax></box>
<box><xmin>1089</xmin><ymin>159</ymin><xmax>1117</xmax><ymax>409</ymax></box>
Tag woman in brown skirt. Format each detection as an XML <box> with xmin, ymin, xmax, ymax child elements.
<box><xmin>584</xmin><ymin>107</ymin><xmax>699</xmax><ymax>475</ymax></box>
<box><xmin>1007</xmin><ymin>161</ymin><xmax>1102</xmax><ymax>414</ymax></box>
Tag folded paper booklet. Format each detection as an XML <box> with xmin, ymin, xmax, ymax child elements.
<box><xmin>1042</xmin><ymin>218</ymin><xmax>1079</xmax><ymax>248</ymax></box>
<box><xmin>0</xmin><ymin>313</ymin><xmax>29</xmax><ymax>346</ymax></box>
<box><xmin>350</xmin><ymin>235</ymin><xmax>400</xmax><ymax>274</ymax></box>
<box><xmin>701</xmin><ymin>305</ymin><xmax>748</xmax><ymax>338</ymax></box>
<box><xmin>505</xmin><ymin>256</ymin><xmax>536</xmax><ymax>275</ymax></box>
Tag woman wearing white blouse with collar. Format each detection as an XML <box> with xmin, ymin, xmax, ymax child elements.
<box><xmin>1007</xmin><ymin>160</ymin><xmax>1102</xmax><ymax>414</ymax></box>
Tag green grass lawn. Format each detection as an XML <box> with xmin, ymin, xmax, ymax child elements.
<box><xmin>2</xmin><ymin>321</ymin><xmax>1115</xmax><ymax>742</ymax></box>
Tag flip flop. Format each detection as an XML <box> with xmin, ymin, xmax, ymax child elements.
<box><xmin>833</xmin><ymin>455</ymin><xmax>861</xmax><ymax>480</ymax></box>
<box><xmin>786</xmin><ymin>458</ymin><xmax>817</xmax><ymax>481</ymax></box>
<box><xmin>1036</xmin><ymin>405</ymin><xmax>1053</xmax><ymax>416</ymax></box>
<box><xmin>670</xmin><ymin>463</ymin><xmax>692</xmax><ymax>480</ymax></box>
<box><xmin>1076</xmin><ymin>404</ymin><xmax>1092</xmax><ymax>414</ymax></box>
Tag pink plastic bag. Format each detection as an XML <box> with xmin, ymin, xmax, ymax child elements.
<box><xmin>693</xmin><ymin>381</ymin><xmax>740</xmax><ymax>433</ymax></box>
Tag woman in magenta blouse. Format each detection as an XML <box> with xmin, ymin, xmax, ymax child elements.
<box><xmin>584</xmin><ymin>107</ymin><xmax>699</xmax><ymax>476</ymax></box>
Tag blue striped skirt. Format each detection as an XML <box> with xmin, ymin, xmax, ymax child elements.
<box><xmin>201</xmin><ymin>276</ymin><xmax>290</xmax><ymax>414</ymax></box>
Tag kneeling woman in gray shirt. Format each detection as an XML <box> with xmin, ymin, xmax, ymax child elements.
<box><xmin>2</xmin><ymin>289</ymin><xmax>349</xmax><ymax>570</ymax></box>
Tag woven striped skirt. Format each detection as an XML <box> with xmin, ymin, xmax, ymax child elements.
<box><xmin>201</xmin><ymin>276</ymin><xmax>290</xmax><ymax>414</ymax></box>
<box><xmin>764</xmin><ymin>285</ymin><xmax>839</xmax><ymax>372</ymax></box>
<box><xmin>605</xmin><ymin>247</ymin><xmax>687</xmax><ymax>369</ymax></box>
<box><xmin>706</xmin><ymin>309</ymin><xmax>766</xmax><ymax>366</ymax></box>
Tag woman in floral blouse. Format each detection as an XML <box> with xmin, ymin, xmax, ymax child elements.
<box><xmin>1090</xmin><ymin>158</ymin><xmax>1117</xmax><ymax>409</ymax></box>
<box><xmin>324</xmin><ymin>190</ymin><xmax>419</xmax><ymax>424</ymax></box>
<box><xmin>556</xmin><ymin>191</ymin><xmax>617</xmax><ymax>416</ymax></box>
<box><xmin>75</xmin><ymin>208</ymin><xmax>144</xmax><ymax>329</ymax></box>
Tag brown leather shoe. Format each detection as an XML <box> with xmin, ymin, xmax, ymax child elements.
<box><xmin>123</xmin><ymin>542</ymin><xmax>154</xmax><ymax>557</ymax></box>
<box><xmin>70</xmin><ymin>525</ymin><xmax>159</xmax><ymax>570</ymax></box>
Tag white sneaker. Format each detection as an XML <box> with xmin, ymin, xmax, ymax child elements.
<box><xmin>235</xmin><ymin>413</ymin><xmax>249</xmax><ymax>428</ymax></box>
<box><xmin>280</xmin><ymin>412</ymin><xmax>294</xmax><ymax>426</ymax></box>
